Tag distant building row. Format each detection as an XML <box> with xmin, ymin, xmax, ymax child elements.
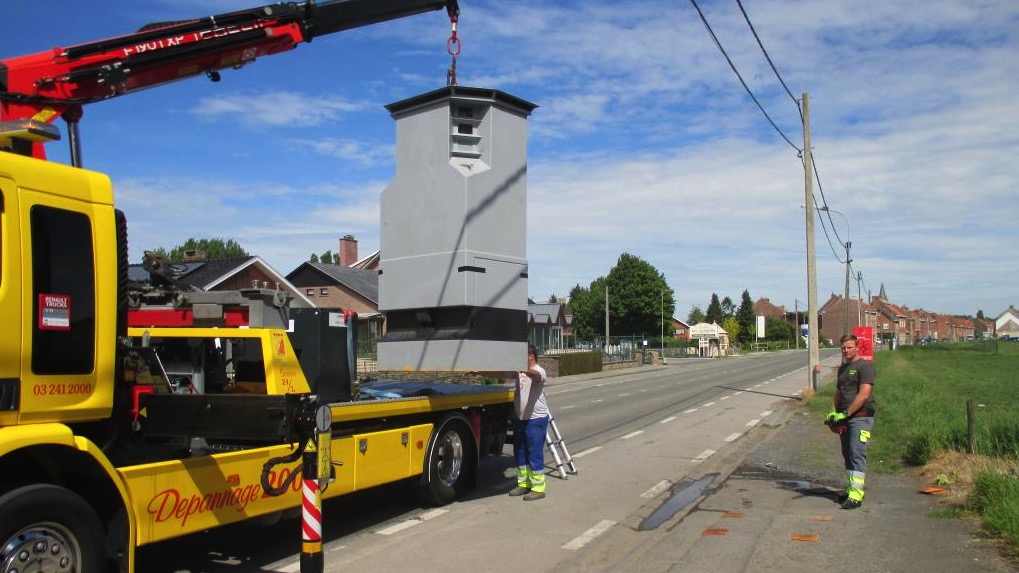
<box><xmin>752</xmin><ymin>284</ymin><xmax>1016</xmax><ymax>345</ymax></box>
<box><xmin>135</xmin><ymin>238</ymin><xmax>1017</xmax><ymax>349</ymax></box>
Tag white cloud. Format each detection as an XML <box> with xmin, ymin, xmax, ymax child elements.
<box><xmin>191</xmin><ymin>91</ymin><xmax>367</xmax><ymax>128</ymax></box>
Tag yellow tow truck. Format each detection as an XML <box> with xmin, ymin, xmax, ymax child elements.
<box><xmin>0</xmin><ymin>1</ymin><xmax>521</xmax><ymax>572</ymax></box>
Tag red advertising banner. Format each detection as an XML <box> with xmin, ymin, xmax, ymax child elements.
<box><xmin>853</xmin><ymin>326</ymin><xmax>874</xmax><ymax>361</ymax></box>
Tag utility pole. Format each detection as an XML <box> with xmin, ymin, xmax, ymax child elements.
<box><xmin>821</xmin><ymin>205</ymin><xmax>851</xmax><ymax>337</ymax></box>
<box><xmin>604</xmin><ymin>284</ymin><xmax>610</xmax><ymax>351</ymax></box>
<box><xmin>794</xmin><ymin>299</ymin><xmax>801</xmax><ymax>349</ymax></box>
<box><xmin>844</xmin><ymin>240</ymin><xmax>852</xmax><ymax>336</ymax></box>
<box><xmin>855</xmin><ymin>271</ymin><xmax>864</xmax><ymax>326</ymax></box>
<box><xmin>802</xmin><ymin>92</ymin><xmax>819</xmax><ymax>391</ymax></box>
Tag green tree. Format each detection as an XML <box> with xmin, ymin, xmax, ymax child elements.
<box><xmin>309</xmin><ymin>253</ymin><xmax>320</xmax><ymax>263</ymax></box>
<box><xmin>765</xmin><ymin>315</ymin><xmax>795</xmax><ymax>343</ymax></box>
<box><xmin>152</xmin><ymin>237</ymin><xmax>248</xmax><ymax>262</ymax></box>
<box><xmin>569</xmin><ymin>254</ymin><xmax>675</xmax><ymax>340</ymax></box>
<box><xmin>705</xmin><ymin>293</ymin><xmax>723</xmax><ymax>325</ymax></box>
<box><xmin>319</xmin><ymin>250</ymin><xmax>339</xmax><ymax>265</ymax></box>
<box><xmin>548</xmin><ymin>293</ymin><xmax>559</xmax><ymax>303</ymax></box>
<box><xmin>736</xmin><ymin>290</ymin><xmax>755</xmax><ymax>344</ymax></box>
<box><xmin>720</xmin><ymin>296</ymin><xmax>736</xmax><ymax>320</ymax></box>
<box><xmin>722</xmin><ymin>316</ymin><xmax>740</xmax><ymax>343</ymax></box>
<box><xmin>688</xmin><ymin>306</ymin><xmax>705</xmax><ymax>324</ymax></box>
<box><xmin>569</xmin><ymin>280</ymin><xmax>605</xmax><ymax>340</ymax></box>
<box><xmin>605</xmin><ymin>253</ymin><xmax>674</xmax><ymax>336</ymax></box>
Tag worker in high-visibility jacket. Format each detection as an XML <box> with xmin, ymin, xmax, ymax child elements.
<box><xmin>509</xmin><ymin>344</ymin><xmax>549</xmax><ymax>501</ymax></box>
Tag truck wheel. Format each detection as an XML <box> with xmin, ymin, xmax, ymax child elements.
<box><xmin>0</xmin><ymin>484</ymin><xmax>105</xmax><ymax>573</ymax></box>
<box><xmin>417</xmin><ymin>422</ymin><xmax>472</xmax><ymax>506</ymax></box>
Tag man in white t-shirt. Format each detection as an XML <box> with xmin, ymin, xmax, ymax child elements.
<box><xmin>509</xmin><ymin>344</ymin><xmax>548</xmax><ymax>501</ymax></box>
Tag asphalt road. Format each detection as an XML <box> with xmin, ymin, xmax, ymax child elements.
<box><xmin>134</xmin><ymin>350</ymin><xmax>828</xmax><ymax>573</ymax></box>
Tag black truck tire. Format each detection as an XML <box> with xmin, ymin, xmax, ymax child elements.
<box><xmin>0</xmin><ymin>484</ymin><xmax>105</xmax><ymax>573</ymax></box>
<box><xmin>416</xmin><ymin>419</ymin><xmax>474</xmax><ymax>506</ymax></box>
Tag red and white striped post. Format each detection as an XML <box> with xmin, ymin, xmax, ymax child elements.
<box><xmin>300</xmin><ymin>439</ymin><xmax>323</xmax><ymax>573</ymax></box>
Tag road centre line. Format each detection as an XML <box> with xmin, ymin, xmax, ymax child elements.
<box><xmin>701</xmin><ymin>401</ymin><xmax>716</xmax><ymax>407</ymax></box>
<box><xmin>374</xmin><ymin>509</ymin><xmax>449</xmax><ymax>536</ymax></box>
<box><xmin>641</xmin><ymin>480</ymin><xmax>671</xmax><ymax>498</ymax></box>
<box><xmin>660</xmin><ymin>416</ymin><xmax>677</xmax><ymax>424</ymax></box>
<box><xmin>591</xmin><ymin>399</ymin><xmax>603</xmax><ymax>403</ymax></box>
<box><xmin>724</xmin><ymin>433</ymin><xmax>742</xmax><ymax>442</ymax></box>
<box><xmin>573</xmin><ymin>447</ymin><xmax>602</xmax><ymax>459</ymax></box>
<box><xmin>562</xmin><ymin>520</ymin><xmax>616</xmax><ymax>551</ymax></box>
<box><xmin>746</xmin><ymin>419</ymin><xmax>760</xmax><ymax>427</ymax></box>
<box><xmin>621</xmin><ymin>430</ymin><xmax>644</xmax><ymax>440</ymax></box>
<box><xmin>692</xmin><ymin>449</ymin><xmax>716</xmax><ymax>464</ymax></box>
<box><xmin>619</xmin><ymin>393</ymin><xmax>631</xmax><ymax>397</ymax></box>
<box><xmin>683</xmin><ymin>408</ymin><xmax>698</xmax><ymax>414</ymax></box>
<box><xmin>720</xmin><ymin>396</ymin><xmax>730</xmax><ymax>400</ymax></box>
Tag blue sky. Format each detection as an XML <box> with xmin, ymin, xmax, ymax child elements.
<box><xmin>4</xmin><ymin>0</ymin><xmax>1016</xmax><ymax>320</ymax></box>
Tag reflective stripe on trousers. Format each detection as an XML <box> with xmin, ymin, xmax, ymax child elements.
<box><xmin>517</xmin><ymin>466</ymin><xmax>530</xmax><ymax>488</ymax></box>
<box><xmin>840</xmin><ymin>416</ymin><xmax>873</xmax><ymax>500</ymax></box>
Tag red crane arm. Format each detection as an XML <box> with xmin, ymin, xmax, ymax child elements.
<box><xmin>0</xmin><ymin>0</ymin><xmax>458</xmax><ymax>159</ymax></box>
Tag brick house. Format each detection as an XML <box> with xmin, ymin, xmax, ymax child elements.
<box><xmin>671</xmin><ymin>318</ymin><xmax>691</xmax><ymax>341</ymax></box>
<box><xmin>994</xmin><ymin>306</ymin><xmax>1019</xmax><ymax>339</ymax></box>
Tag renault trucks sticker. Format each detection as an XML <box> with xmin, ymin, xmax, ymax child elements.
<box><xmin>39</xmin><ymin>294</ymin><xmax>71</xmax><ymax>330</ymax></box>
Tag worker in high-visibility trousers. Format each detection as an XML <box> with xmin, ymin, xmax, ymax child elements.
<box><xmin>825</xmin><ymin>333</ymin><xmax>876</xmax><ymax>510</ymax></box>
<box><xmin>509</xmin><ymin>344</ymin><xmax>549</xmax><ymax>501</ymax></box>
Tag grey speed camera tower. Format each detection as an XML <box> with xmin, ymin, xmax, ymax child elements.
<box><xmin>378</xmin><ymin>86</ymin><xmax>537</xmax><ymax>372</ymax></box>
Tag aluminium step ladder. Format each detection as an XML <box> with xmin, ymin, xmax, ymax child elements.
<box><xmin>545</xmin><ymin>410</ymin><xmax>577</xmax><ymax>479</ymax></box>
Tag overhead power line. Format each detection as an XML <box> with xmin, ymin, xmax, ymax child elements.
<box><xmin>735</xmin><ymin>0</ymin><xmax>802</xmax><ymax>121</ymax></box>
<box><xmin>688</xmin><ymin>0</ymin><xmax>800</xmax><ymax>152</ymax></box>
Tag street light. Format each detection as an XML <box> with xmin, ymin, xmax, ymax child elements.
<box><xmin>820</xmin><ymin>206</ymin><xmax>852</xmax><ymax>337</ymax></box>
<box><xmin>661</xmin><ymin>289</ymin><xmax>666</xmax><ymax>365</ymax></box>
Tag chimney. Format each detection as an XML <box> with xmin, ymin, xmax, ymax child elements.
<box><xmin>339</xmin><ymin>235</ymin><xmax>358</xmax><ymax>267</ymax></box>
<box><xmin>182</xmin><ymin>249</ymin><xmax>205</xmax><ymax>262</ymax></box>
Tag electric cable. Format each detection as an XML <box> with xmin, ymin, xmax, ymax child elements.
<box><xmin>735</xmin><ymin>0</ymin><xmax>801</xmax><ymax>120</ymax></box>
<box><xmin>689</xmin><ymin>0</ymin><xmax>800</xmax><ymax>152</ymax></box>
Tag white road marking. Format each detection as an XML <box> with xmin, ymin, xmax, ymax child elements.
<box><xmin>375</xmin><ymin>509</ymin><xmax>448</xmax><ymax>535</ymax></box>
<box><xmin>702</xmin><ymin>401</ymin><xmax>716</xmax><ymax>407</ymax></box>
<box><xmin>692</xmin><ymin>449</ymin><xmax>715</xmax><ymax>464</ymax></box>
<box><xmin>621</xmin><ymin>430</ymin><xmax>644</xmax><ymax>440</ymax></box>
<box><xmin>562</xmin><ymin>520</ymin><xmax>616</xmax><ymax>551</ymax></box>
<box><xmin>720</xmin><ymin>396</ymin><xmax>730</xmax><ymax>401</ymax></box>
<box><xmin>641</xmin><ymin>480</ymin><xmax>671</xmax><ymax>499</ymax></box>
<box><xmin>683</xmin><ymin>408</ymin><xmax>698</xmax><ymax>414</ymax></box>
<box><xmin>660</xmin><ymin>416</ymin><xmax>677</xmax><ymax>424</ymax></box>
<box><xmin>746</xmin><ymin>419</ymin><xmax>760</xmax><ymax>427</ymax></box>
<box><xmin>573</xmin><ymin>447</ymin><xmax>602</xmax><ymax>459</ymax></box>
<box><xmin>724</xmin><ymin>433</ymin><xmax>742</xmax><ymax>442</ymax></box>
<box><xmin>419</xmin><ymin>509</ymin><xmax>448</xmax><ymax>521</ymax></box>
<box><xmin>376</xmin><ymin>520</ymin><xmax>420</xmax><ymax>535</ymax></box>
<box><xmin>560</xmin><ymin>404</ymin><xmax>576</xmax><ymax>410</ymax></box>
<box><xmin>591</xmin><ymin>399</ymin><xmax>604</xmax><ymax>403</ymax></box>
<box><xmin>761</xmin><ymin>410</ymin><xmax>773</xmax><ymax>417</ymax></box>
<box><xmin>619</xmin><ymin>393</ymin><xmax>631</xmax><ymax>397</ymax></box>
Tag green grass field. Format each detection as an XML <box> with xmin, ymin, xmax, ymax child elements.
<box><xmin>809</xmin><ymin>340</ymin><xmax>1019</xmax><ymax>556</ymax></box>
